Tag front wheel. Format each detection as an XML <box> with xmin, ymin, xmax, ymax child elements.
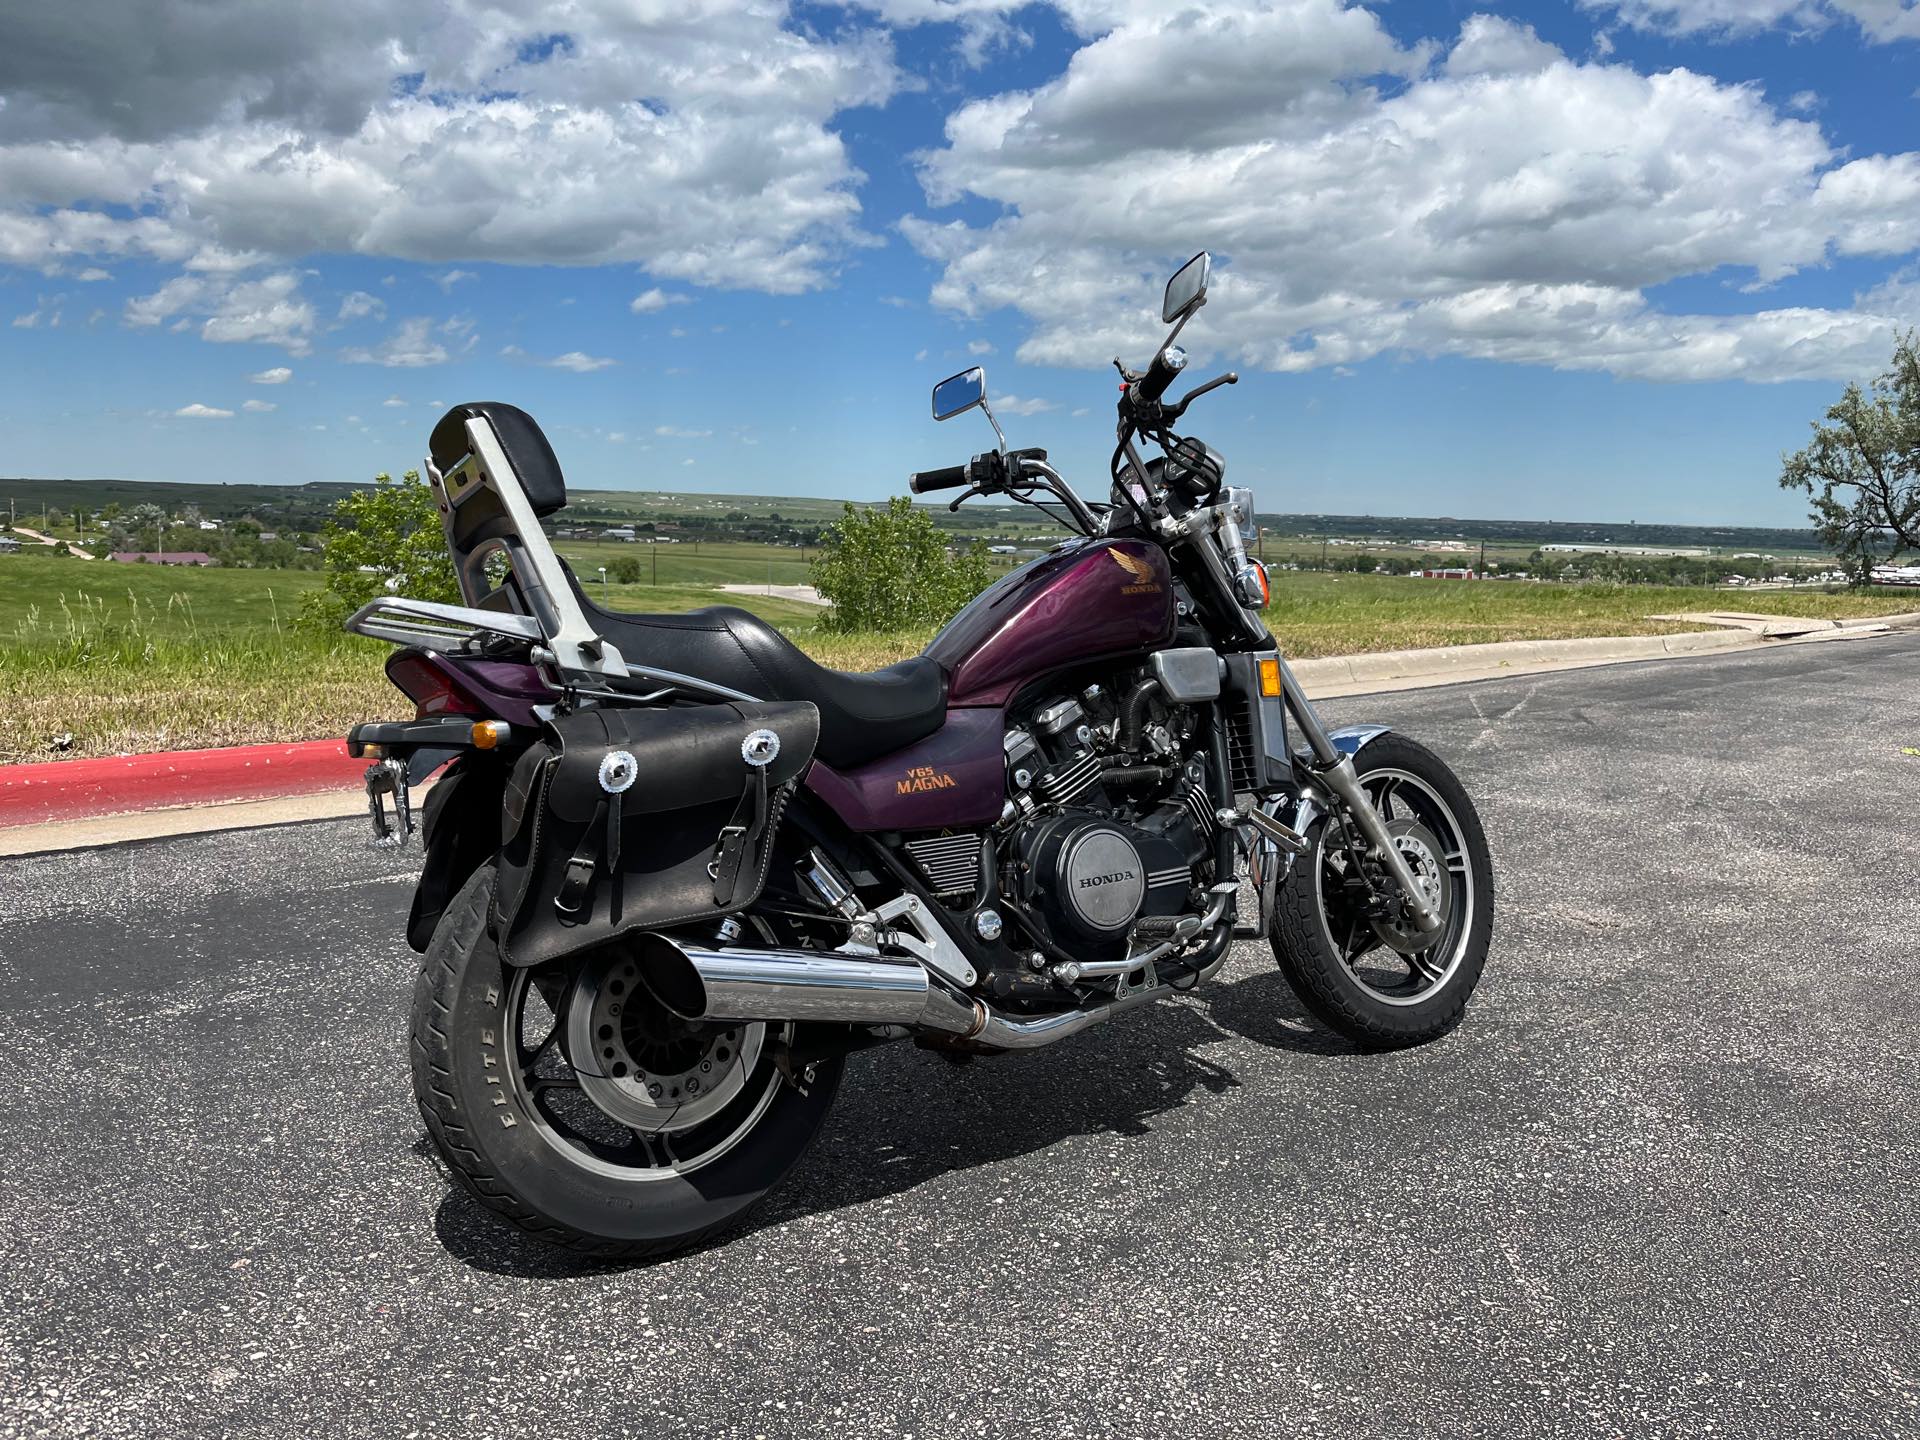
<box><xmin>1270</xmin><ymin>733</ymin><xmax>1494</xmax><ymax>1050</ymax></box>
<box><xmin>410</xmin><ymin>863</ymin><xmax>843</xmax><ymax>1261</ymax></box>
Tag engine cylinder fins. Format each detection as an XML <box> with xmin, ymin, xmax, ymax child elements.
<box><xmin>903</xmin><ymin>832</ymin><xmax>986</xmax><ymax>896</ymax></box>
<box><xmin>1181</xmin><ymin>781</ymin><xmax>1217</xmax><ymax>837</ymax></box>
<box><xmin>1036</xmin><ymin>751</ymin><xmax>1103</xmax><ymax>807</ymax></box>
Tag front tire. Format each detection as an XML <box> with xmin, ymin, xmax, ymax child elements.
<box><xmin>410</xmin><ymin>863</ymin><xmax>843</xmax><ymax>1261</ymax></box>
<box><xmin>1270</xmin><ymin>733</ymin><xmax>1493</xmax><ymax>1050</ymax></box>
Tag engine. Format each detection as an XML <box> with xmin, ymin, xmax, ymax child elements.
<box><xmin>995</xmin><ymin>675</ymin><xmax>1216</xmax><ymax>965</ymax></box>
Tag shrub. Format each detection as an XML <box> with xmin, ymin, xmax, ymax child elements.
<box><xmin>810</xmin><ymin>497</ymin><xmax>993</xmax><ymax>633</ymax></box>
<box><xmin>301</xmin><ymin>470</ymin><xmax>459</xmax><ymax>630</ymax></box>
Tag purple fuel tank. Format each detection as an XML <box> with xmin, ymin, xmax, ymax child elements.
<box><xmin>803</xmin><ymin>538</ymin><xmax>1173</xmax><ymax>832</ymax></box>
<box><xmin>926</xmin><ymin>538</ymin><xmax>1173</xmax><ymax>708</ymax></box>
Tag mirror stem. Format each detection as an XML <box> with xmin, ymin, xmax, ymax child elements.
<box><xmin>980</xmin><ymin>399</ymin><xmax>1008</xmax><ymax>455</ymax></box>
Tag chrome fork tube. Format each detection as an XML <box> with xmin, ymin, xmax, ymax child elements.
<box><xmin>1279</xmin><ymin>658</ymin><xmax>1442</xmax><ymax>934</ymax></box>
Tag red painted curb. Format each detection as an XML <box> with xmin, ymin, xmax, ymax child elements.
<box><xmin>0</xmin><ymin>740</ymin><xmax>367</xmax><ymax>828</ymax></box>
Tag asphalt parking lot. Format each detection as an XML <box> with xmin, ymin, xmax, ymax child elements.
<box><xmin>3</xmin><ymin>634</ymin><xmax>1917</xmax><ymax>1439</ymax></box>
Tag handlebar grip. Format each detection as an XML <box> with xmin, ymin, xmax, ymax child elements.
<box><xmin>909</xmin><ymin>462</ymin><xmax>971</xmax><ymax>494</ymax></box>
<box><xmin>1134</xmin><ymin>346</ymin><xmax>1184</xmax><ymax>405</ymax></box>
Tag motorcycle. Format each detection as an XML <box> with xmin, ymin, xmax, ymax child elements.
<box><xmin>346</xmin><ymin>252</ymin><xmax>1494</xmax><ymax>1259</ymax></box>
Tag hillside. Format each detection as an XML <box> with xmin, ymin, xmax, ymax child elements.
<box><xmin>0</xmin><ymin>476</ymin><xmax>1825</xmax><ymax>554</ymax></box>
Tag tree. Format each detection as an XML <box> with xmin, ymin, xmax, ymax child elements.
<box><xmin>128</xmin><ymin>503</ymin><xmax>167</xmax><ymax>554</ymax></box>
<box><xmin>811</xmin><ymin>497</ymin><xmax>994</xmax><ymax>632</ymax></box>
<box><xmin>1779</xmin><ymin>332</ymin><xmax>1920</xmax><ymax>584</ymax></box>
<box><xmin>609</xmin><ymin>556</ymin><xmax>644</xmax><ymax>584</ymax></box>
<box><xmin>301</xmin><ymin>470</ymin><xmax>459</xmax><ymax>629</ymax></box>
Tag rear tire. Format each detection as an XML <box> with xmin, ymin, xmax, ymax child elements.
<box><xmin>1270</xmin><ymin>733</ymin><xmax>1493</xmax><ymax>1050</ymax></box>
<box><xmin>410</xmin><ymin>863</ymin><xmax>843</xmax><ymax>1261</ymax></box>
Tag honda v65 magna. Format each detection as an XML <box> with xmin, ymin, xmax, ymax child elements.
<box><xmin>347</xmin><ymin>252</ymin><xmax>1494</xmax><ymax>1259</ymax></box>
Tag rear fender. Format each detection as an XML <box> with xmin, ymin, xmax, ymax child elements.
<box><xmin>406</xmin><ymin>754</ymin><xmax>509</xmax><ymax>952</ymax></box>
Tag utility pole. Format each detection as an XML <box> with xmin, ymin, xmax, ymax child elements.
<box><xmin>651</xmin><ymin>542</ymin><xmax>657</xmax><ymax>587</ymax></box>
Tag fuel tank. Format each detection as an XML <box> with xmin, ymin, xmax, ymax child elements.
<box><xmin>926</xmin><ymin>537</ymin><xmax>1174</xmax><ymax>707</ymax></box>
<box><xmin>801</xmin><ymin>539</ymin><xmax>1174</xmax><ymax>833</ymax></box>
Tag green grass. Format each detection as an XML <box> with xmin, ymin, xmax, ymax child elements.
<box><xmin>1</xmin><ymin>548</ymin><xmax>1912</xmax><ymax>763</ymax></box>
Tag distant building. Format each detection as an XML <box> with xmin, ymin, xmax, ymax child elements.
<box><xmin>1420</xmin><ymin>567</ymin><xmax>1476</xmax><ymax>580</ymax></box>
<box><xmin>108</xmin><ymin>551</ymin><xmax>217</xmax><ymax>566</ymax></box>
<box><xmin>198</xmin><ymin>519</ymin><xmax>222</xmax><ymax>531</ymax></box>
<box><xmin>256</xmin><ymin>531</ymin><xmax>279</xmax><ymax>543</ymax></box>
<box><xmin>0</xmin><ymin>536</ymin><xmax>20</xmax><ymax>554</ymax></box>
<box><xmin>605</xmin><ymin>527</ymin><xmax>638</xmax><ymax>542</ymax></box>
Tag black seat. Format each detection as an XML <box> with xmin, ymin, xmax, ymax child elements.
<box><xmin>564</xmin><ymin>567</ymin><xmax>947</xmax><ymax>769</ymax></box>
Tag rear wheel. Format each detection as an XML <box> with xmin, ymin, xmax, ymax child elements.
<box><xmin>410</xmin><ymin>863</ymin><xmax>842</xmax><ymax>1261</ymax></box>
<box><xmin>1270</xmin><ymin>733</ymin><xmax>1493</xmax><ymax>1049</ymax></box>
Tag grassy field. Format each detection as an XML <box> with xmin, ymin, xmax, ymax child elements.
<box><xmin>0</xmin><ymin>547</ymin><xmax>1910</xmax><ymax>763</ymax></box>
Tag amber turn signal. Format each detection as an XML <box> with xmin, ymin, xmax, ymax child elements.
<box><xmin>1257</xmin><ymin>657</ymin><xmax>1283</xmax><ymax>697</ymax></box>
<box><xmin>471</xmin><ymin>720</ymin><xmax>510</xmax><ymax>750</ymax></box>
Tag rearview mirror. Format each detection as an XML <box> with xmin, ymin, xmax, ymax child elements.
<box><xmin>932</xmin><ymin>367</ymin><xmax>985</xmax><ymax>422</ymax></box>
<box><xmin>1162</xmin><ymin>252</ymin><xmax>1211</xmax><ymax>324</ymax></box>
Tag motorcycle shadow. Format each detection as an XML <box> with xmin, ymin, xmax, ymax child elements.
<box><xmin>431</xmin><ymin>966</ymin><xmax>1346</xmax><ymax>1277</ymax></box>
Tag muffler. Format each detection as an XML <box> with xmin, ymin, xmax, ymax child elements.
<box><xmin>631</xmin><ymin>922</ymin><xmax>1230</xmax><ymax>1052</ymax></box>
<box><xmin>630</xmin><ymin>933</ymin><xmax>982</xmax><ymax>1035</ymax></box>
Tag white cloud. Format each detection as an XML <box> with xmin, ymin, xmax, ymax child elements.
<box><xmin>544</xmin><ymin>350</ymin><xmax>617</xmax><ymax>372</ymax></box>
<box><xmin>340</xmin><ymin>316</ymin><xmax>448</xmax><ymax>367</ymax></box>
<box><xmin>655</xmin><ymin>424</ymin><xmax>712</xmax><ymax>438</ymax></box>
<box><xmin>966</xmin><ymin>339</ymin><xmax>994</xmax><ymax>355</ymax></box>
<box><xmin>175</xmin><ymin>402</ymin><xmax>234</xmax><ymax>418</ymax></box>
<box><xmin>1580</xmin><ymin>0</ymin><xmax>1920</xmax><ymax>42</ymax></box>
<box><xmin>241</xmin><ymin>398</ymin><xmax>275</xmax><ymax>412</ymax></box>
<box><xmin>0</xmin><ymin>3</ymin><xmax>902</xmax><ymax>311</ymax></box>
<box><xmin>249</xmin><ymin>365</ymin><xmax>291</xmax><ymax>384</ymax></box>
<box><xmin>908</xmin><ymin>9</ymin><xmax>1920</xmax><ymax>384</ymax></box>
<box><xmin>124</xmin><ymin>270</ymin><xmax>314</xmax><ymax>352</ymax></box>
<box><xmin>381</xmin><ymin>394</ymin><xmax>407</xmax><ymax>407</ymax></box>
<box><xmin>75</xmin><ymin>267</ymin><xmax>110</xmax><ymax>281</ymax></box>
<box><xmin>993</xmin><ymin>393</ymin><xmax>1057</xmax><ymax>415</ymax></box>
<box><xmin>337</xmin><ymin>290</ymin><xmax>385</xmax><ymax>321</ymax></box>
<box><xmin>629</xmin><ymin>287</ymin><xmax>690</xmax><ymax>314</ymax></box>
<box><xmin>432</xmin><ymin>269</ymin><xmax>476</xmax><ymax>293</ymax></box>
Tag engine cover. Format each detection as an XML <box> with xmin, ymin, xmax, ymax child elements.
<box><xmin>1018</xmin><ymin>810</ymin><xmax>1198</xmax><ymax>947</ymax></box>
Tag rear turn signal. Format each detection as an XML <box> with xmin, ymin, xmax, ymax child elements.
<box><xmin>471</xmin><ymin>720</ymin><xmax>511</xmax><ymax>750</ymax></box>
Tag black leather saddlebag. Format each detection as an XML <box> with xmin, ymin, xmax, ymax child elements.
<box><xmin>492</xmin><ymin>701</ymin><xmax>819</xmax><ymax>969</ymax></box>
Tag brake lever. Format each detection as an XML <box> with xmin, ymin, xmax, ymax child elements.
<box><xmin>1168</xmin><ymin>371</ymin><xmax>1238</xmax><ymax>418</ymax></box>
<box><xmin>948</xmin><ymin>484</ymin><xmax>987</xmax><ymax>512</ymax></box>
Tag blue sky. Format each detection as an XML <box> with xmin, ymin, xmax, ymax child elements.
<box><xmin>0</xmin><ymin>0</ymin><xmax>1915</xmax><ymax>526</ymax></box>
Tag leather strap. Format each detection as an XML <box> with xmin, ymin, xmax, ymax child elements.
<box><xmin>710</xmin><ymin>766</ymin><xmax>769</xmax><ymax>907</ymax></box>
<box><xmin>555</xmin><ymin>796</ymin><xmax>607</xmax><ymax>920</ymax></box>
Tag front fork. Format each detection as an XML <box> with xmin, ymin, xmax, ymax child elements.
<box><xmin>1276</xmin><ymin>656</ymin><xmax>1443</xmax><ymax>935</ymax></box>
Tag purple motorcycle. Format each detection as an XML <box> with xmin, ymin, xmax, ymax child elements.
<box><xmin>347</xmin><ymin>252</ymin><xmax>1493</xmax><ymax>1258</ymax></box>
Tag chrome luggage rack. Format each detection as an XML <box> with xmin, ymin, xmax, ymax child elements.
<box><xmin>346</xmin><ymin>595</ymin><xmax>544</xmax><ymax>654</ymax></box>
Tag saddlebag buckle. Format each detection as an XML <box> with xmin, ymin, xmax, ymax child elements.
<box><xmin>365</xmin><ymin>758</ymin><xmax>413</xmax><ymax>850</ymax></box>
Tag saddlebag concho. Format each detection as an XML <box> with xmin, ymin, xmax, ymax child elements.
<box><xmin>491</xmin><ymin>700</ymin><xmax>819</xmax><ymax>969</ymax></box>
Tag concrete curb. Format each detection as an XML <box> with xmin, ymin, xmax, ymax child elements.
<box><xmin>0</xmin><ymin>739</ymin><xmax>364</xmax><ymax>829</ymax></box>
<box><xmin>1289</xmin><ymin>628</ymin><xmax>1755</xmax><ymax>691</ymax></box>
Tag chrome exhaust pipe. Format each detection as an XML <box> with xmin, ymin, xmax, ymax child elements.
<box><xmin>632</xmin><ymin>915</ymin><xmax>1234</xmax><ymax>1052</ymax></box>
<box><xmin>630</xmin><ymin>933</ymin><xmax>981</xmax><ymax>1034</ymax></box>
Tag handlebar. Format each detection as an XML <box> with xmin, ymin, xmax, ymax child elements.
<box><xmin>1133</xmin><ymin>345</ymin><xmax>1186</xmax><ymax>406</ymax></box>
<box><xmin>908</xmin><ymin>461</ymin><xmax>973</xmax><ymax>494</ymax></box>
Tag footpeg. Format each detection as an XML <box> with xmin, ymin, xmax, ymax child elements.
<box><xmin>365</xmin><ymin>758</ymin><xmax>413</xmax><ymax>849</ymax></box>
<box><xmin>1243</xmin><ymin>806</ymin><xmax>1309</xmax><ymax>855</ymax></box>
